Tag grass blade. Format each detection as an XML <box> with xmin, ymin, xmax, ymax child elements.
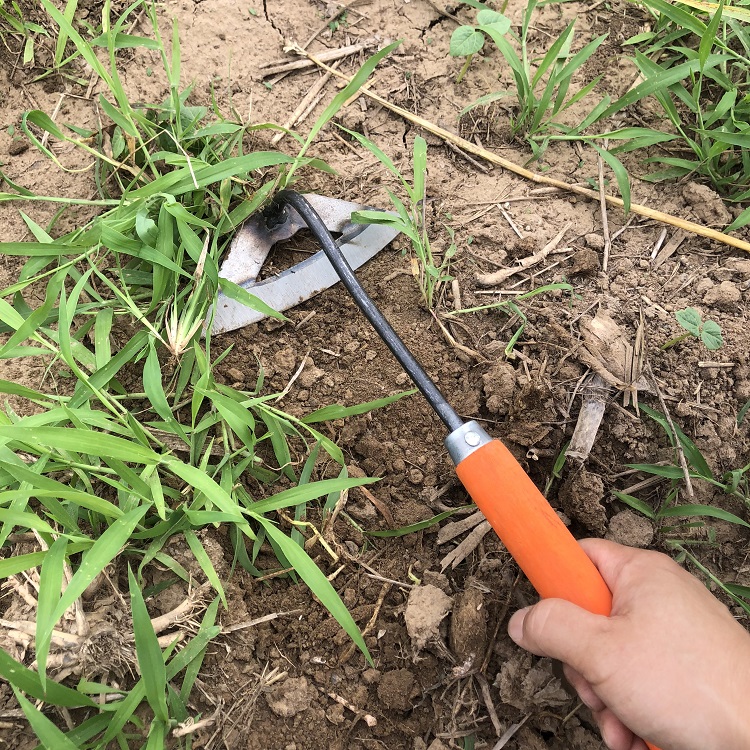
<box><xmin>0</xmin><ymin>426</ymin><xmax>160</xmax><ymax>464</ymax></box>
<box><xmin>254</xmin><ymin>515</ymin><xmax>371</xmax><ymax>662</ymax></box>
<box><xmin>34</xmin><ymin>536</ymin><xmax>67</xmax><ymax>689</ymax></box>
<box><xmin>217</xmin><ymin>277</ymin><xmax>287</xmax><ymax>321</ymax></box>
<box><xmin>250</xmin><ymin>475</ymin><xmax>377</xmax><ymax>514</ymax></box>
<box><xmin>659</xmin><ymin>504</ymin><xmax>750</xmax><ymax>528</ymax></box>
<box><xmin>52</xmin><ymin>506</ymin><xmax>149</xmax><ymax>624</ymax></box>
<box><xmin>284</xmin><ymin>41</ymin><xmax>401</xmax><ymax>184</ymax></box>
<box><xmin>183</xmin><ymin>529</ymin><xmax>227</xmax><ymax>606</ymax></box>
<box><xmin>0</xmin><ymin>648</ymin><xmax>95</xmax><ymax>707</ymax></box>
<box><xmin>128</xmin><ymin>566</ymin><xmax>169</xmax><ymax>722</ymax></box>
<box><xmin>699</xmin><ymin>0</ymin><xmax>724</xmax><ymax>69</ymax></box>
<box><xmin>302</xmin><ymin>390</ymin><xmax>416</xmax><ymax>423</ymax></box>
<box><xmin>591</xmin><ymin>142</ymin><xmax>631</xmax><ymax>213</ymax></box>
<box><xmin>13</xmin><ymin>689</ymin><xmax>79</xmax><ymax>750</ymax></box>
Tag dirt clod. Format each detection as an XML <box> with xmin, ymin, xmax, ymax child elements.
<box><xmin>298</xmin><ymin>359</ymin><xmax>325</xmax><ymax>388</ymax></box>
<box><xmin>682</xmin><ymin>181</ymin><xmax>732</xmax><ymax>226</ymax></box>
<box><xmin>8</xmin><ymin>139</ymin><xmax>28</xmax><ymax>156</ymax></box>
<box><xmin>377</xmin><ymin>668</ymin><xmax>416</xmax><ymax>711</ymax></box>
<box><xmin>405</xmin><ymin>584</ymin><xmax>452</xmax><ymax>652</ymax></box>
<box><xmin>449</xmin><ymin>584</ymin><xmax>488</xmax><ymax>667</ymax></box>
<box><xmin>264</xmin><ymin>676</ymin><xmax>317</xmax><ymax>718</ymax></box>
<box><xmin>226</xmin><ymin>367</ymin><xmax>244</xmax><ymax>382</ymax></box>
<box><xmin>606</xmin><ymin>510</ymin><xmax>654</xmax><ymax>548</ymax></box>
<box><xmin>483</xmin><ymin>361</ymin><xmax>518</xmax><ymax>415</ymax></box>
<box><xmin>559</xmin><ymin>468</ymin><xmax>607</xmax><ymax>534</ymax></box>
<box><xmin>584</xmin><ymin>232</ymin><xmax>605</xmax><ymax>250</ymax></box>
<box><xmin>362</xmin><ymin>668</ymin><xmax>381</xmax><ymax>685</ymax></box>
<box><xmin>496</xmin><ymin>652</ymin><xmax>570</xmax><ymax>711</ymax></box>
<box><xmin>570</xmin><ymin>248</ymin><xmax>601</xmax><ymax>276</ymax></box>
<box><xmin>703</xmin><ymin>280</ymin><xmax>742</xmax><ymax>312</ymax></box>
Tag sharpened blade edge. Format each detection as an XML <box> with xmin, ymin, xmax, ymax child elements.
<box><xmin>209</xmin><ymin>224</ymin><xmax>399</xmax><ymax>335</ymax></box>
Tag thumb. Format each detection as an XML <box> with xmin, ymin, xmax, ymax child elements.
<box><xmin>508</xmin><ymin>598</ymin><xmax>610</xmax><ymax>668</ymax></box>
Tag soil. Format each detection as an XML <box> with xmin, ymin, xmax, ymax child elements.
<box><xmin>1</xmin><ymin>0</ymin><xmax>749</xmax><ymax>748</ymax></box>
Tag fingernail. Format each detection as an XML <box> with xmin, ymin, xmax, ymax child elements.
<box><xmin>508</xmin><ymin>606</ymin><xmax>531</xmax><ymax>645</ymax></box>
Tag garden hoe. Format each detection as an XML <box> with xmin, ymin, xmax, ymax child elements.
<box><xmin>211</xmin><ymin>192</ymin><xmax>400</xmax><ymax>334</ymax></box>
<box><xmin>213</xmin><ymin>190</ymin><xmax>659</xmax><ymax>750</ymax></box>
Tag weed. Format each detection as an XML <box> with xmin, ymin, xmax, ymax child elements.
<box><xmin>0</xmin><ymin>2</ymin><xmax>400</xmax><ymax>745</ymax></box>
<box><xmin>619</xmin><ymin>0</ymin><xmax>750</xmax><ymax>218</ymax></box>
<box><xmin>455</xmin><ymin>0</ymin><xmax>608</xmax><ymax>158</ymax></box>
<box><xmin>661</xmin><ymin>307</ymin><xmax>724</xmax><ymax>350</ymax></box>
<box><xmin>449</xmin><ymin>8</ymin><xmax>511</xmax><ymax>83</ymax></box>
<box><xmin>0</xmin><ymin>0</ymin><xmax>49</xmax><ymax>67</ymax></box>
<box><xmin>448</xmin><ymin>283</ymin><xmax>573</xmax><ymax>358</ymax></box>
<box><xmin>454</xmin><ymin>0</ymin><xmax>750</xmax><ymax>217</ymax></box>
<box><xmin>344</xmin><ymin>132</ymin><xmax>456</xmax><ymax>310</ymax></box>
<box><xmin>614</xmin><ymin>404</ymin><xmax>750</xmax><ymax>607</ymax></box>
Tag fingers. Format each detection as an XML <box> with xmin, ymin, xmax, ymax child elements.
<box><xmin>577</xmin><ymin>538</ymin><xmax>641</xmax><ymax>588</ymax></box>
<box><xmin>562</xmin><ymin>665</ymin><xmax>649</xmax><ymax>750</ymax></box>
<box><xmin>595</xmin><ymin>708</ymin><xmax>651</xmax><ymax>750</ymax></box>
<box><xmin>508</xmin><ymin>598</ymin><xmax>610</xmax><ymax>668</ymax></box>
<box><xmin>563</xmin><ymin>664</ymin><xmax>605</xmax><ymax>712</ymax></box>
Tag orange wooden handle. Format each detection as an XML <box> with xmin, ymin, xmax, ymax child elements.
<box><xmin>455</xmin><ymin>439</ymin><xmax>612</xmax><ymax>614</ymax></box>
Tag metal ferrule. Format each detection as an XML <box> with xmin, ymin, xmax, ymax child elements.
<box><xmin>445</xmin><ymin>421</ymin><xmax>492</xmax><ymax>466</ymax></box>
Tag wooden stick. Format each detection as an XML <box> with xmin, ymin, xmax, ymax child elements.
<box><xmin>302</xmin><ymin>51</ymin><xmax>750</xmax><ymax>255</ymax></box>
<box><xmin>476</xmin><ymin>222</ymin><xmax>571</xmax><ymax>286</ymax></box>
<box><xmin>260</xmin><ymin>43</ymin><xmax>371</xmax><ymax>77</ymax></box>
<box><xmin>271</xmin><ymin>63</ymin><xmax>339</xmax><ymax>145</ymax></box>
<box><xmin>597</xmin><ymin>142</ymin><xmax>612</xmax><ymax>272</ymax></box>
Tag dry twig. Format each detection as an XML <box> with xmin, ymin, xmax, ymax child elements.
<box><xmin>597</xmin><ymin>142</ymin><xmax>612</xmax><ymax>272</ymax></box>
<box><xmin>440</xmin><ymin>520</ymin><xmax>492</xmax><ymax>571</ymax></box>
<box><xmin>476</xmin><ymin>223</ymin><xmax>571</xmax><ymax>286</ymax></box>
<box><xmin>303</xmin><ymin>53</ymin><xmax>750</xmax><ymax>254</ymax></box>
<box><xmin>260</xmin><ymin>42</ymin><xmax>372</xmax><ymax>76</ymax></box>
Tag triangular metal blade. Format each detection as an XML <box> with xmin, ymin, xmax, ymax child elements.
<box><xmin>218</xmin><ymin>194</ymin><xmax>371</xmax><ymax>286</ymax></box>
<box><xmin>211</xmin><ymin>222</ymin><xmax>399</xmax><ymax>335</ymax></box>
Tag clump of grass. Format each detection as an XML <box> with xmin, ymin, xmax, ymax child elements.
<box><xmin>0</xmin><ymin>0</ymin><xmax>49</xmax><ymax>67</ymax></box>
<box><xmin>455</xmin><ymin>0</ymin><xmax>609</xmax><ymax>158</ymax></box>
<box><xmin>0</xmin><ymin>2</ymin><xmax>401</xmax><ymax>745</ymax></box>
<box><xmin>344</xmin><ymin>131</ymin><xmax>456</xmax><ymax>310</ymax></box>
<box><xmin>623</xmin><ymin>0</ymin><xmax>750</xmax><ymax>224</ymax></box>
<box><xmin>614</xmin><ymin>404</ymin><xmax>750</xmax><ymax>611</ymax></box>
<box><xmin>446</xmin><ymin>284</ymin><xmax>573</xmax><ymax>358</ymax></box>
<box><xmin>453</xmin><ymin>0</ymin><xmax>750</xmax><ymax>222</ymax></box>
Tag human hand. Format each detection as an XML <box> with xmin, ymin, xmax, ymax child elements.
<box><xmin>507</xmin><ymin>538</ymin><xmax>750</xmax><ymax>750</ymax></box>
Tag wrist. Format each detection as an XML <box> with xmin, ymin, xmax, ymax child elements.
<box><xmin>719</xmin><ymin>642</ymin><xmax>750</xmax><ymax>748</ymax></box>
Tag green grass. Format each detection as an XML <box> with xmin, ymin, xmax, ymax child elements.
<box><xmin>0</xmin><ymin>0</ymin><xmax>50</xmax><ymax>68</ymax></box>
<box><xmin>454</xmin><ymin>0</ymin><xmax>608</xmax><ymax>159</ymax></box>
<box><xmin>623</xmin><ymin>0</ymin><xmax>750</xmax><ymax>221</ymax></box>
<box><xmin>452</xmin><ymin>0</ymin><xmax>750</xmax><ymax>222</ymax></box>
<box><xmin>0</xmin><ymin>2</ymin><xmax>402</xmax><ymax>746</ymax></box>
<box><xmin>344</xmin><ymin>132</ymin><xmax>456</xmax><ymax>310</ymax></box>
<box><xmin>614</xmin><ymin>404</ymin><xmax>750</xmax><ymax>611</ymax></box>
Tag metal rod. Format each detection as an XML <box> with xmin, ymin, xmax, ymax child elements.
<box><xmin>273</xmin><ymin>190</ymin><xmax>463</xmax><ymax>433</ymax></box>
